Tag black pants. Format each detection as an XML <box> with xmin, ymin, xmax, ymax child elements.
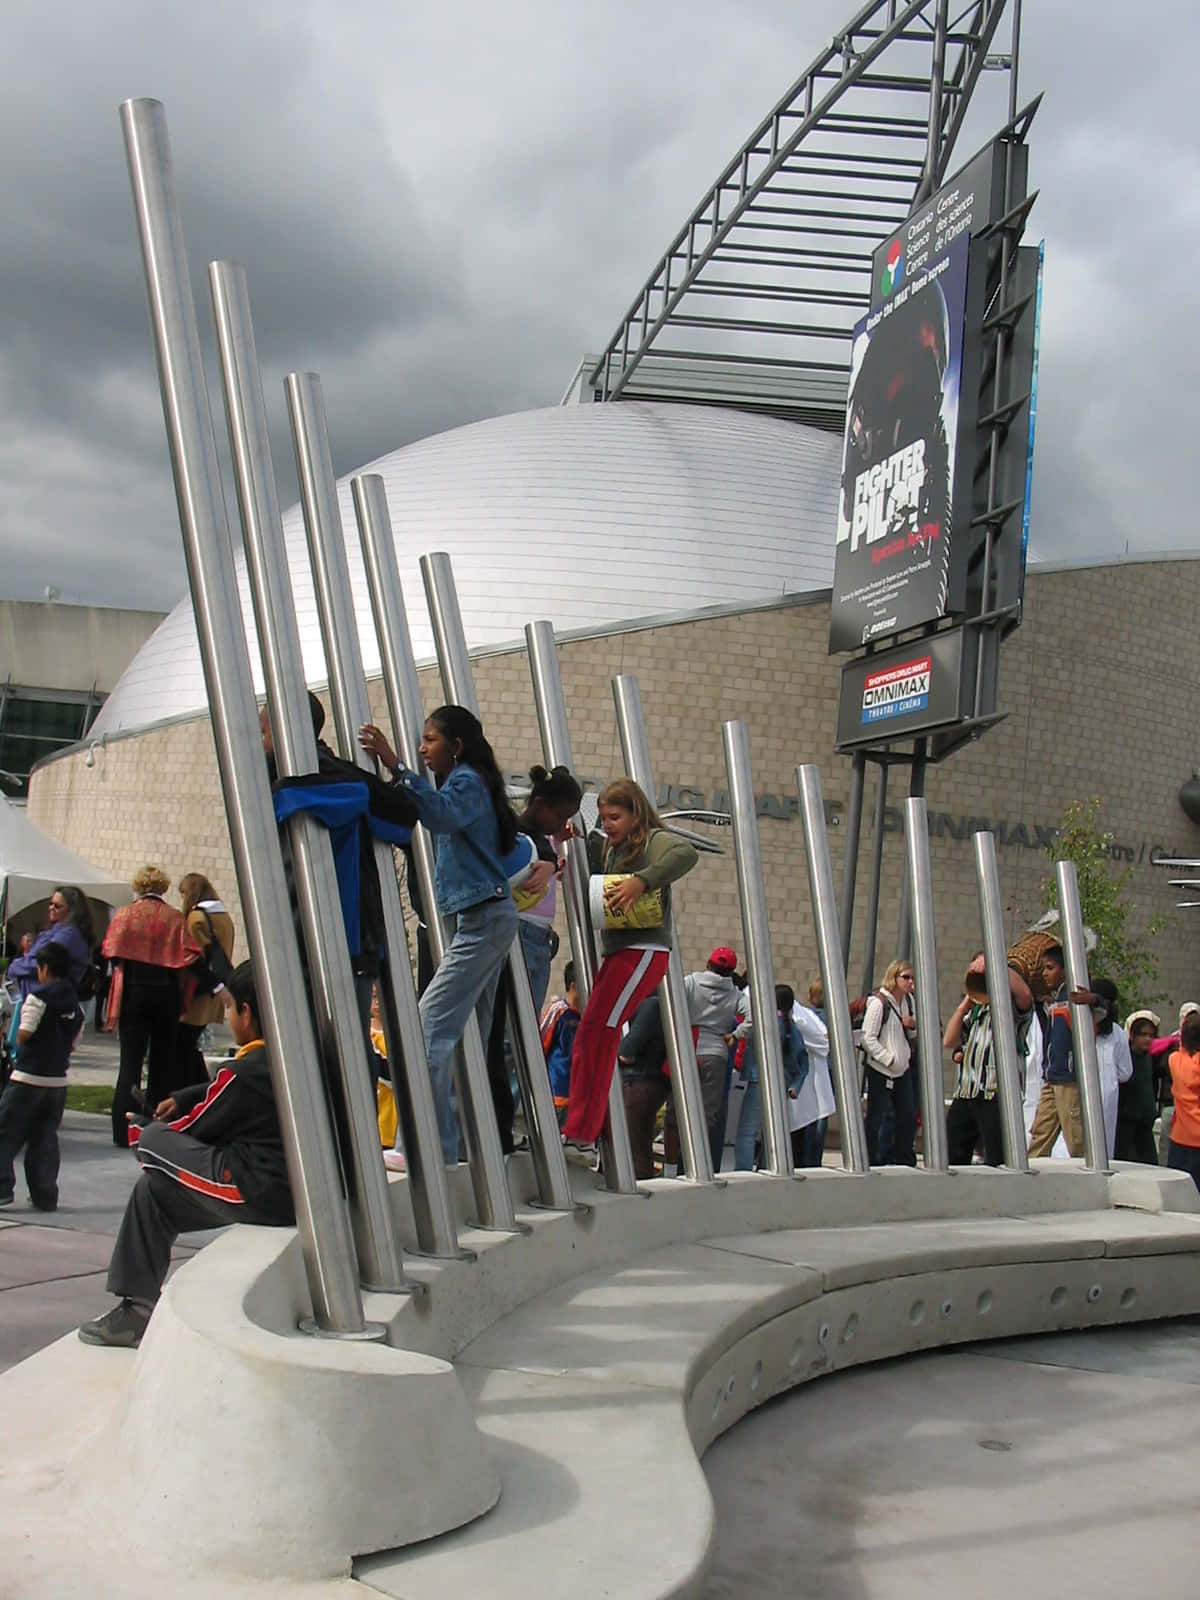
<box><xmin>113</xmin><ymin>975</ymin><xmax>181</xmax><ymax>1145</ymax></box>
<box><xmin>1166</xmin><ymin>1140</ymin><xmax>1200</xmax><ymax>1193</ymax></box>
<box><xmin>865</xmin><ymin>1067</ymin><xmax>916</xmax><ymax>1166</ymax></box>
<box><xmin>946</xmin><ymin>1092</ymin><xmax>1006</xmax><ymax>1166</ymax></box>
<box><xmin>0</xmin><ymin>1081</ymin><xmax>66</xmax><ymax>1208</ymax></box>
<box><xmin>107</xmin><ymin>1121</ymin><xmax>284</xmax><ymax>1304</ymax></box>
<box><xmin>1114</xmin><ymin>1119</ymin><xmax>1159</xmax><ymax>1165</ymax></box>
<box><xmin>173</xmin><ymin>1023</ymin><xmax>211</xmax><ymax>1095</ymax></box>
<box><xmin>623</xmin><ymin>1074</ymin><xmax>669</xmax><ymax>1179</ymax></box>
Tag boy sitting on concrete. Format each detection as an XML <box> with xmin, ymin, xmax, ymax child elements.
<box><xmin>79</xmin><ymin>960</ymin><xmax>295</xmax><ymax>1349</ymax></box>
<box><xmin>0</xmin><ymin>940</ymin><xmax>83</xmax><ymax>1211</ymax></box>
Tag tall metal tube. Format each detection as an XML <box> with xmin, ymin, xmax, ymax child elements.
<box><xmin>275</xmin><ymin>372</ymin><xmax>418</xmax><ymax>1287</ymax></box>
<box><xmin>839</xmin><ymin>750</ymin><xmax>866</xmax><ymax>969</ymax></box>
<box><xmin>349</xmin><ymin>491</ymin><xmax>502</xmax><ymax>1234</ymax></box>
<box><xmin>612</xmin><ymin>675</ymin><xmax>714</xmax><ymax>1183</ymax></box>
<box><xmin>896</xmin><ymin>742</ymin><xmax>927</xmax><ymax>961</ymax></box>
<box><xmin>972</xmin><ymin>830</ymin><xmax>1030</xmax><ymax>1171</ymax></box>
<box><xmin>902</xmin><ymin>797</ymin><xmax>948</xmax><ymax>1172</ymax></box>
<box><xmin>795</xmin><ymin>765</ymin><xmax>870</xmax><ymax>1173</ymax></box>
<box><xmin>1055</xmin><ymin>861</ymin><xmax>1111</xmax><ymax>1171</ymax></box>
<box><xmin>209</xmin><ymin>267</ymin><xmax>409</xmax><ymax>1290</ymax></box>
<box><xmin>722</xmin><ymin>721</ymin><xmax>792</xmax><ymax>1176</ymax></box>
<box><xmin>861</xmin><ymin>761</ymin><xmax>888</xmax><ymax>997</ymax></box>
<box><xmin>418</xmin><ymin>553</ymin><xmax>566</xmax><ymax>1217</ymax></box>
<box><xmin>524</xmin><ymin>622</ymin><xmax>637</xmax><ymax>1194</ymax></box>
<box><xmin>119</xmin><ymin>99</ymin><xmax>362</xmax><ymax>1333</ymax></box>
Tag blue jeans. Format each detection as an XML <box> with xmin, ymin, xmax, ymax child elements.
<box><xmin>420</xmin><ymin>895</ymin><xmax>518</xmax><ymax>1163</ymax></box>
<box><xmin>734</xmin><ymin>1075</ymin><xmax>762</xmax><ymax>1171</ymax></box>
<box><xmin>865</xmin><ymin>1067</ymin><xmax>916</xmax><ymax>1166</ymax></box>
<box><xmin>517</xmin><ymin>919</ymin><xmax>556</xmax><ymax>1014</ymax></box>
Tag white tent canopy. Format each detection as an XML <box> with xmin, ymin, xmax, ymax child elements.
<box><xmin>0</xmin><ymin>798</ymin><xmax>132</xmax><ymax>929</ymax></box>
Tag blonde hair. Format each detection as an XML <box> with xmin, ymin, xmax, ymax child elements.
<box><xmin>597</xmin><ymin>778</ymin><xmax>661</xmax><ymax>863</ymax></box>
<box><xmin>132</xmin><ymin>864</ymin><xmax>170</xmax><ymax>898</ymax></box>
<box><xmin>882</xmin><ymin>958</ymin><xmax>911</xmax><ymax>993</ymax></box>
<box><xmin>808</xmin><ymin>978</ymin><xmax>824</xmax><ymax>1008</ymax></box>
<box><xmin>178</xmin><ymin>872</ymin><xmax>217</xmax><ymax>916</ymax></box>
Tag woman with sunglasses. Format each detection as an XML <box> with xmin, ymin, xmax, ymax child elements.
<box><xmin>860</xmin><ymin>959</ymin><xmax>918</xmax><ymax>1166</ymax></box>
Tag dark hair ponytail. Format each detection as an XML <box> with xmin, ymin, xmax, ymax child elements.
<box><xmin>427</xmin><ymin>705</ymin><xmax>518</xmax><ymax>853</ymax></box>
<box><xmin>528</xmin><ymin>764</ymin><xmax>583</xmax><ymax>810</ymax></box>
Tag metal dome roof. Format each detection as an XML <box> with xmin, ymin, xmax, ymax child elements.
<box><xmin>92</xmin><ymin>400</ymin><xmax>842</xmax><ymax>735</ymax></box>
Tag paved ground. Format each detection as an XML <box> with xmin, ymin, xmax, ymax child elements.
<box><xmin>0</xmin><ymin>1026</ymin><xmax>229</xmax><ymax>1372</ymax></box>
<box><xmin>4</xmin><ymin>1029</ymin><xmax>1199</xmax><ymax>1598</ymax></box>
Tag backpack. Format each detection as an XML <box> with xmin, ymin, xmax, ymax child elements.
<box><xmin>190</xmin><ymin>907</ymin><xmax>236</xmax><ymax>995</ymax></box>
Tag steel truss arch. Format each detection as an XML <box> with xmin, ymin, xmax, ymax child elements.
<box><xmin>582</xmin><ymin>0</ymin><xmax>1014</xmax><ymax>423</ymax></box>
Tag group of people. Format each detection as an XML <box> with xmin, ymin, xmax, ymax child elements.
<box><xmin>853</xmin><ymin>934</ymin><xmax>1200</xmax><ymax>1189</ymax></box>
<box><xmin>30</xmin><ymin>692</ymin><xmax>1197</xmax><ymax>1351</ymax></box>
<box><xmin>0</xmin><ymin>867</ymin><xmax>235</xmax><ymax>1220</ymax></box>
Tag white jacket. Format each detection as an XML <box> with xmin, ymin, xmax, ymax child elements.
<box><xmin>860</xmin><ymin>989</ymin><xmax>912</xmax><ymax>1080</ymax></box>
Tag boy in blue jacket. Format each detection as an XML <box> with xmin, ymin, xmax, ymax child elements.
<box><xmin>79</xmin><ymin>960</ymin><xmax>295</xmax><ymax>1350</ymax></box>
<box><xmin>0</xmin><ymin>940</ymin><xmax>83</xmax><ymax>1211</ymax></box>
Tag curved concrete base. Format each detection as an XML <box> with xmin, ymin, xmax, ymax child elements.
<box><xmin>3</xmin><ymin>1160</ymin><xmax>1199</xmax><ymax>1598</ymax></box>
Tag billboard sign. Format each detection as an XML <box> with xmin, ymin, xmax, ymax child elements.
<box><xmin>829</xmin><ymin>136</ymin><xmax>1022</xmax><ymax>656</ymax></box>
<box><xmin>835</xmin><ymin>627</ymin><xmax>976</xmax><ymax>750</ymax></box>
<box><xmin>829</xmin><ymin>229</ymin><xmax>974</xmax><ymax>653</ymax></box>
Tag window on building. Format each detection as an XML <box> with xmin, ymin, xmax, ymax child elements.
<box><xmin>0</xmin><ymin>688</ymin><xmax>103</xmax><ymax>800</ymax></box>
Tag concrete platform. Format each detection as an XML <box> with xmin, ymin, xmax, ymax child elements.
<box><xmin>3</xmin><ymin>1148</ymin><xmax>1200</xmax><ymax>1599</ymax></box>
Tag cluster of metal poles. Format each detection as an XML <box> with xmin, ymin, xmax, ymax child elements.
<box><xmin>120</xmin><ymin>98</ymin><xmax>1110</xmax><ymax>1339</ymax></box>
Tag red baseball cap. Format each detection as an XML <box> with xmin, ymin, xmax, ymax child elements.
<box><xmin>709</xmin><ymin>947</ymin><xmax>738</xmax><ymax>973</ymax></box>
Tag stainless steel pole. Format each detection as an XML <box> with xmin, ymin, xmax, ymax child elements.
<box><xmin>119</xmin><ymin>98</ymin><xmax>362</xmax><ymax>1333</ymax></box>
<box><xmin>416</xmin><ymin>553</ymin><xmax>549</xmax><ymax>1221</ymax></box>
<box><xmin>354</xmin><ymin>477</ymin><xmax>533</xmax><ymax>1239</ymax></box>
<box><xmin>210</xmin><ymin>266</ymin><xmax>409</xmax><ymax>1290</ymax></box>
<box><xmin>795</xmin><ymin>765</ymin><xmax>870</xmax><ymax>1172</ymax></box>
<box><xmin>861</xmin><ymin>760</ymin><xmax>888</xmax><ymax>997</ymax></box>
<box><xmin>722</xmin><ymin>721</ymin><xmax>792</xmax><ymax>1176</ymax></box>
<box><xmin>1054</xmin><ymin>861</ymin><xmax>1111</xmax><ymax>1171</ymax></box>
<box><xmin>351</xmin><ymin>502</ymin><xmax>511</xmax><ymax>1231</ymax></box>
<box><xmin>839</xmin><ymin>751</ymin><xmax>866</xmax><ymax>970</ymax></box>
<box><xmin>524</xmin><ymin>622</ymin><xmax>637</xmax><ymax>1194</ymax></box>
<box><xmin>612</xmin><ymin>675</ymin><xmax>714</xmax><ymax>1183</ymax></box>
<box><xmin>902</xmin><ymin>797</ymin><xmax>948</xmax><ymax>1172</ymax></box>
<box><xmin>972</xmin><ymin>830</ymin><xmax>1030</xmax><ymax>1171</ymax></box>
<box><xmin>896</xmin><ymin>742</ymin><xmax>928</xmax><ymax>961</ymax></box>
<box><xmin>272</xmin><ymin>372</ymin><xmax>417</xmax><ymax>1288</ymax></box>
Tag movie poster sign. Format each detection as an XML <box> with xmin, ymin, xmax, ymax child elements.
<box><xmin>829</xmin><ymin>228</ymin><xmax>973</xmax><ymax>654</ymax></box>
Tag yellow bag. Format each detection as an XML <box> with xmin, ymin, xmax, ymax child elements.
<box><xmin>588</xmin><ymin>873</ymin><xmax>665</xmax><ymax>931</ymax></box>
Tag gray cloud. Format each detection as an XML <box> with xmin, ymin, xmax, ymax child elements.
<box><xmin>0</xmin><ymin>0</ymin><xmax>1194</xmax><ymax>610</ymax></box>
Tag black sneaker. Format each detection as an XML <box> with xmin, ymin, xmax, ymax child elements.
<box><xmin>78</xmin><ymin>1299</ymin><xmax>151</xmax><ymax>1349</ymax></box>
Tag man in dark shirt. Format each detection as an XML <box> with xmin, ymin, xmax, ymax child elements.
<box><xmin>79</xmin><ymin>962</ymin><xmax>294</xmax><ymax>1350</ymax></box>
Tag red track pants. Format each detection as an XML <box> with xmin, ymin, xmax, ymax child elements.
<box><xmin>562</xmin><ymin>946</ymin><xmax>669</xmax><ymax>1144</ymax></box>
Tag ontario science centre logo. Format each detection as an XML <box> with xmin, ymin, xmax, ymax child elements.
<box><xmin>879</xmin><ymin>237</ymin><xmax>904</xmax><ymax>298</ymax></box>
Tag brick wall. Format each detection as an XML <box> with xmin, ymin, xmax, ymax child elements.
<box><xmin>28</xmin><ymin>560</ymin><xmax>1200</xmax><ymax>1061</ymax></box>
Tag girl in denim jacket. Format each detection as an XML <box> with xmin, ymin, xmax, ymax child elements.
<box><xmin>360</xmin><ymin>706</ymin><xmax>520</xmax><ymax>1164</ymax></box>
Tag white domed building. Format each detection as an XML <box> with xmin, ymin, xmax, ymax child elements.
<box><xmin>28</xmin><ymin>399</ymin><xmax>1200</xmax><ymax>1022</ymax></box>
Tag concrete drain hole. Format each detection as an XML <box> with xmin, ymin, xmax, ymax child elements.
<box><xmin>818</xmin><ymin>1323</ymin><xmax>830</xmax><ymax>1344</ymax></box>
<box><xmin>1120</xmin><ymin>1287</ymin><xmax>1137</xmax><ymax>1309</ymax></box>
<box><xmin>1050</xmin><ymin>1286</ymin><xmax>1068</xmax><ymax>1308</ymax></box>
<box><xmin>840</xmin><ymin>1313</ymin><xmax>859</xmax><ymax>1343</ymax></box>
<box><xmin>749</xmin><ymin>1361</ymin><xmax>762</xmax><ymax>1393</ymax></box>
<box><xmin>976</xmin><ymin>1290</ymin><xmax>993</xmax><ymax>1315</ymax></box>
<box><xmin>940</xmin><ymin>1299</ymin><xmax>953</xmax><ymax>1319</ymax></box>
<box><xmin>1087</xmin><ymin>1283</ymin><xmax>1102</xmax><ymax>1304</ymax></box>
<box><xmin>725</xmin><ymin>1375</ymin><xmax>736</xmax><ymax>1398</ymax></box>
<box><xmin>909</xmin><ymin>1299</ymin><xmax>926</xmax><ymax>1324</ymax></box>
<box><xmin>789</xmin><ymin>1337</ymin><xmax>804</xmax><ymax>1369</ymax></box>
<box><xmin>978</xmin><ymin>1438</ymin><xmax>1012</xmax><ymax>1453</ymax></box>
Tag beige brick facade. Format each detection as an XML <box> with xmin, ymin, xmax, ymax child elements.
<box><xmin>27</xmin><ymin>560</ymin><xmax>1200</xmax><ymax>1051</ymax></box>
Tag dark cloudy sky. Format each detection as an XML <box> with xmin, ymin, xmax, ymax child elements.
<box><xmin>0</xmin><ymin>1</ymin><xmax>1192</xmax><ymax>612</ymax></box>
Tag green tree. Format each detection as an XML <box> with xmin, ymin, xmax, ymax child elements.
<box><xmin>1041</xmin><ymin>798</ymin><xmax>1164</xmax><ymax>1005</ymax></box>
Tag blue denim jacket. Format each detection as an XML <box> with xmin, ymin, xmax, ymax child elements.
<box><xmin>393</xmin><ymin>763</ymin><xmax>509</xmax><ymax>915</ymax></box>
<box><xmin>740</xmin><ymin>1013</ymin><xmax>809</xmax><ymax>1092</ymax></box>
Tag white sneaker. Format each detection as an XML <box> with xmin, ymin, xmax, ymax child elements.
<box><xmin>562</xmin><ymin>1139</ymin><xmax>598</xmax><ymax>1169</ymax></box>
<box><xmin>382</xmin><ymin>1149</ymin><xmax>407</xmax><ymax>1172</ymax></box>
